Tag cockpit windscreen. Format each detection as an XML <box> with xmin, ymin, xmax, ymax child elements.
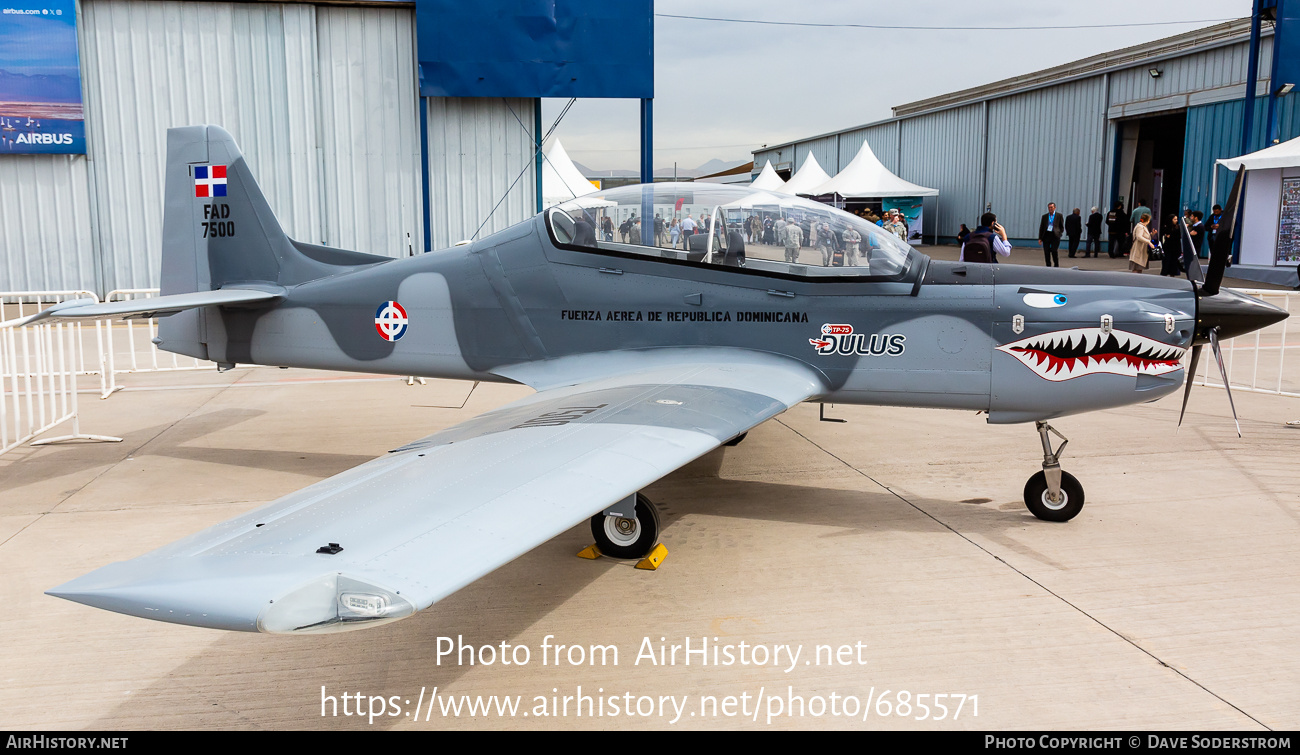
<box><xmin>546</xmin><ymin>183</ymin><xmax>915</xmax><ymax>278</ymax></box>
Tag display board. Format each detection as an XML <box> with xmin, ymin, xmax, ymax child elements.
<box><xmin>883</xmin><ymin>197</ymin><xmax>925</xmax><ymax>246</ymax></box>
<box><xmin>0</xmin><ymin>0</ymin><xmax>84</xmax><ymax>154</ymax></box>
<box><xmin>415</xmin><ymin>0</ymin><xmax>652</xmax><ymax>99</ymax></box>
<box><xmin>1277</xmin><ymin>177</ymin><xmax>1300</xmax><ymax>264</ymax></box>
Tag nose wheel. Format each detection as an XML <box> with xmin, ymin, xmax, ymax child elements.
<box><xmin>1023</xmin><ymin>421</ymin><xmax>1085</xmax><ymax>522</ymax></box>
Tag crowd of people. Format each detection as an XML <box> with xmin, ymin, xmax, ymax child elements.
<box><xmin>589</xmin><ymin>206</ymin><xmax>914</xmax><ymax>269</ymax></box>
<box><xmin>957</xmin><ymin>199</ymin><xmax>1225</xmax><ymax>275</ymax></box>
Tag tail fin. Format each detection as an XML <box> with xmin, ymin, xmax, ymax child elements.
<box><xmin>157</xmin><ymin>125</ymin><xmax>386</xmax><ymax>359</ymax></box>
<box><xmin>159</xmin><ymin>125</ymin><xmax>304</xmax><ymax>297</ymax></box>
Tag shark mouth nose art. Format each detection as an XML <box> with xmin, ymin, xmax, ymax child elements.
<box><xmin>997</xmin><ymin>327</ymin><xmax>1186</xmax><ymax>381</ymax></box>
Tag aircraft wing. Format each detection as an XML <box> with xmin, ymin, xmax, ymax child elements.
<box><xmin>48</xmin><ymin>350</ymin><xmax>824</xmax><ymax>633</ymax></box>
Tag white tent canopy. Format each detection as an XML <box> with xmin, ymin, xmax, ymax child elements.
<box><xmin>811</xmin><ymin>141</ymin><xmax>938</xmax><ymax>198</ymax></box>
<box><xmin>781</xmin><ymin>153</ymin><xmax>833</xmax><ymax>196</ymax></box>
<box><xmin>722</xmin><ymin>190</ymin><xmax>787</xmax><ymax>209</ymax></box>
<box><xmin>749</xmin><ymin>161</ymin><xmax>788</xmax><ymax>193</ymax></box>
<box><xmin>1217</xmin><ymin>135</ymin><xmax>1300</xmax><ymax>171</ymax></box>
<box><xmin>542</xmin><ymin>139</ymin><xmax>600</xmax><ymax>206</ymax></box>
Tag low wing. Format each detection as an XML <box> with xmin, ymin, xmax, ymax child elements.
<box><xmin>0</xmin><ymin>288</ymin><xmax>282</xmax><ymax>328</ymax></box>
<box><xmin>49</xmin><ymin>350</ymin><xmax>823</xmax><ymax>633</ymax></box>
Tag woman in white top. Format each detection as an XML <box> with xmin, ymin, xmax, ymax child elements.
<box><xmin>1129</xmin><ymin>213</ymin><xmax>1154</xmax><ymax>273</ymax></box>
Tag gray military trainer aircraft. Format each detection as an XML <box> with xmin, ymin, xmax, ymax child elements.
<box><xmin>22</xmin><ymin>126</ymin><xmax>1285</xmax><ymax>634</ymax></box>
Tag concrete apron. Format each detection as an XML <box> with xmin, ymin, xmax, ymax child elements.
<box><xmin>0</xmin><ymin>365</ymin><xmax>1296</xmax><ymax>730</ymax></box>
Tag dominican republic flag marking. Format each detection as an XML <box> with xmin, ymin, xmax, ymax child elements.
<box><xmin>374</xmin><ymin>301</ymin><xmax>409</xmax><ymax>341</ymax></box>
<box><xmin>194</xmin><ymin>165</ymin><xmax>228</xmax><ymax>198</ymax></box>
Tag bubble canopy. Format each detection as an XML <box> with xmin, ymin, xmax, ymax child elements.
<box><xmin>545</xmin><ymin>183</ymin><xmax>916</xmax><ymax>279</ymax></box>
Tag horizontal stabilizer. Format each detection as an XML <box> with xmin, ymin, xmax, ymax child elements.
<box><xmin>0</xmin><ymin>288</ymin><xmax>283</xmax><ymax>329</ymax></box>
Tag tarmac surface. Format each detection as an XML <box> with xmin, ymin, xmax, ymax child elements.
<box><xmin>1</xmin><ymin>250</ymin><xmax>1298</xmax><ymax>731</ymax></box>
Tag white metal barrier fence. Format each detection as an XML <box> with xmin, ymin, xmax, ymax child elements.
<box><xmin>101</xmin><ymin>289</ymin><xmax>213</xmax><ymax>397</ymax></box>
<box><xmin>1</xmin><ymin>290</ymin><xmax>112</xmax><ymax>398</ymax></box>
<box><xmin>1191</xmin><ymin>289</ymin><xmax>1299</xmax><ymax>398</ymax></box>
<box><xmin>0</xmin><ymin>292</ymin><xmax>121</xmax><ymax>454</ymax></box>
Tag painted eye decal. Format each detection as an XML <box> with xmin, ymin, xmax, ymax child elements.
<box><xmin>1023</xmin><ymin>293</ymin><xmax>1067</xmax><ymax>308</ymax></box>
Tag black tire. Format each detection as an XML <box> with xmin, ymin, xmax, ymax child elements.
<box><xmin>1023</xmin><ymin>470</ymin><xmax>1085</xmax><ymax>522</ymax></box>
<box><xmin>590</xmin><ymin>493</ymin><xmax>661</xmax><ymax>559</ymax></box>
<box><xmin>723</xmin><ymin>432</ymin><xmax>748</xmax><ymax>447</ymax></box>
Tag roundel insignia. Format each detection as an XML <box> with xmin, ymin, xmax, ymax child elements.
<box><xmin>374</xmin><ymin>300</ymin><xmax>409</xmax><ymax>341</ymax></box>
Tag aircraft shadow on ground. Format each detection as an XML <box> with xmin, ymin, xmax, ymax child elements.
<box><xmin>0</xmin><ymin>408</ymin><xmax>377</xmax><ymax>496</ymax></box>
<box><xmin>84</xmin><ymin>447</ymin><xmax>1052</xmax><ymax>729</ymax></box>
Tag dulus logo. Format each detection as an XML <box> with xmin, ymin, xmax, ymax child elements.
<box><xmin>809</xmin><ymin>324</ymin><xmax>906</xmax><ymax>357</ymax></box>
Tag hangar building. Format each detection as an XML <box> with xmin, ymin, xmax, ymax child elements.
<box><xmin>754</xmin><ymin>19</ymin><xmax>1299</xmax><ymax>255</ymax></box>
<box><xmin>0</xmin><ymin>0</ymin><xmax>651</xmax><ymax>296</ymax></box>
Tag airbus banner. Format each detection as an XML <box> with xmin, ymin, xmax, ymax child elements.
<box><xmin>0</xmin><ymin>0</ymin><xmax>85</xmax><ymax>154</ymax></box>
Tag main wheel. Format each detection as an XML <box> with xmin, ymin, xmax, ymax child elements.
<box><xmin>723</xmin><ymin>432</ymin><xmax>748</xmax><ymax>447</ymax></box>
<box><xmin>590</xmin><ymin>493</ymin><xmax>661</xmax><ymax>559</ymax></box>
<box><xmin>1023</xmin><ymin>470</ymin><xmax>1085</xmax><ymax>522</ymax></box>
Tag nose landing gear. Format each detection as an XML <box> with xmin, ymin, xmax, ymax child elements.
<box><xmin>1023</xmin><ymin>421</ymin><xmax>1085</xmax><ymax>522</ymax></box>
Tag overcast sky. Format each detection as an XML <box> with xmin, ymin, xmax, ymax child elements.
<box><xmin>543</xmin><ymin>0</ymin><xmax>1253</xmax><ymax>173</ymax></box>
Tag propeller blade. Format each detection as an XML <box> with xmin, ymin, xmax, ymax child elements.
<box><xmin>1209</xmin><ymin>328</ymin><xmax>1241</xmax><ymax>437</ymax></box>
<box><xmin>1178</xmin><ymin>343</ymin><xmax>1203</xmax><ymax>428</ymax></box>
<box><xmin>1180</xmin><ymin>216</ymin><xmax>1204</xmax><ymax>284</ymax></box>
<box><xmin>1203</xmin><ymin>169</ymin><xmax>1245</xmax><ymax>297</ymax></box>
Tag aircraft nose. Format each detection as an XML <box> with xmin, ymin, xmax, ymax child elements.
<box><xmin>1196</xmin><ymin>287</ymin><xmax>1289</xmax><ymax>343</ymax></box>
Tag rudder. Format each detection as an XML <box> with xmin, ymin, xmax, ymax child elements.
<box><xmin>156</xmin><ymin>125</ymin><xmax>387</xmax><ymax>360</ymax></box>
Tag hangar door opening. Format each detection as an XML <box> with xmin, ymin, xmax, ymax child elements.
<box><xmin>1113</xmin><ymin>111</ymin><xmax>1187</xmax><ymax>226</ymax></box>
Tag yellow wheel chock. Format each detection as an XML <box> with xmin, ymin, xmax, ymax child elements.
<box><xmin>575</xmin><ymin>542</ymin><xmax>668</xmax><ymax>570</ymax></box>
<box><xmin>635</xmin><ymin>543</ymin><xmax>668</xmax><ymax>570</ymax></box>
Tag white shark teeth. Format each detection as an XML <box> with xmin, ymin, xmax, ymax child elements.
<box><xmin>998</xmin><ymin>326</ymin><xmax>1185</xmax><ymax>382</ymax></box>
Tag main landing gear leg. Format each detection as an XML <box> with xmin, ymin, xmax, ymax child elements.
<box><xmin>1022</xmin><ymin>421</ymin><xmax>1085</xmax><ymax>522</ymax></box>
<box><xmin>578</xmin><ymin>492</ymin><xmax>668</xmax><ymax>569</ymax></box>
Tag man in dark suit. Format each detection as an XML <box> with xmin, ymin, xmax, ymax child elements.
<box><xmin>1065</xmin><ymin>208</ymin><xmax>1083</xmax><ymax>258</ymax></box>
<box><xmin>1038</xmin><ymin>202</ymin><xmax>1064</xmax><ymax>267</ymax></box>
<box><xmin>1206</xmin><ymin>204</ymin><xmax>1223</xmax><ymax>255</ymax></box>
<box><xmin>1085</xmin><ymin>206</ymin><xmax>1103</xmax><ymax>258</ymax></box>
<box><xmin>1187</xmin><ymin>210</ymin><xmax>1205</xmax><ymax>267</ymax></box>
<box><xmin>1105</xmin><ymin>201</ymin><xmax>1129</xmax><ymax>258</ymax></box>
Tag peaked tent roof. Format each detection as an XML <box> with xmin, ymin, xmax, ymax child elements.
<box><xmin>722</xmin><ymin>190</ymin><xmax>787</xmax><ymax>209</ymax></box>
<box><xmin>781</xmin><ymin>153</ymin><xmax>833</xmax><ymax>196</ymax></box>
<box><xmin>542</xmin><ymin>139</ymin><xmax>600</xmax><ymax>206</ymax></box>
<box><xmin>811</xmin><ymin>142</ymin><xmax>938</xmax><ymax>197</ymax></box>
<box><xmin>1217</xmin><ymin>134</ymin><xmax>1300</xmax><ymax>171</ymax></box>
<box><xmin>749</xmin><ymin>161</ymin><xmax>789</xmax><ymax>192</ymax></box>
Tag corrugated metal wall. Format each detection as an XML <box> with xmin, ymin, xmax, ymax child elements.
<box><xmin>316</xmin><ymin>6</ymin><xmax>422</xmax><ymax>257</ymax></box>
<box><xmin>0</xmin><ymin>156</ymin><xmax>96</xmax><ymax>292</ymax></box>
<box><xmin>2</xmin><ymin>0</ymin><xmax>433</xmax><ymax>294</ymax></box>
<box><xmin>1108</xmin><ymin>39</ymin><xmax>1258</xmax><ymax>111</ymax></box>
<box><xmin>898</xmin><ymin>104</ymin><xmax>985</xmax><ymax>236</ymax></box>
<box><xmin>79</xmin><ymin>0</ymin><xmax>324</xmax><ymax>291</ymax></box>
<box><xmin>426</xmin><ymin>97</ymin><xmax>537</xmax><ymax>250</ymax></box>
<box><xmin>792</xmin><ymin>135</ymin><xmax>837</xmax><ymax>177</ymax></box>
<box><xmin>752</xmin><ymin>146</ymin><xmax>791</xmax><ymax>173</ymax></box>
<box><xmin>985</xmin><ymin>77</ymin><xmax>1108</xmax><ymax>240</ymax></box>
<box><xmin>1181</xmin><ymin>93</ymin><xmax>1300</xmax><ymax>213</ymax></box>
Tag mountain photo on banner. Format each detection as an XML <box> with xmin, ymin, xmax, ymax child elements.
<box><xmin>0</xmin><ymin>0</ymin><xmax>85</xmax><ymax>154</ymax></box>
